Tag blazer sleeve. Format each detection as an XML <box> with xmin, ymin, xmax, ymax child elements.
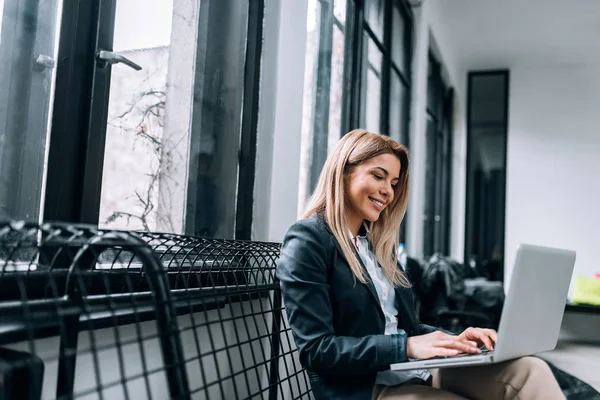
<box><xmin>418</xmin><ymin>323</ymin><xmax>453</xmax><ymax>335</ymax></box>
<box><xmin>276</xmin><ymin>220</ymin><xmax>408</xmax><ymax>376</ymax></box>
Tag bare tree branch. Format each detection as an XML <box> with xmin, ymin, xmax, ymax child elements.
<box><xmin>104</xmin><ymin>87</ymin><xmax>166</xmax><ymax>230</ymax></box>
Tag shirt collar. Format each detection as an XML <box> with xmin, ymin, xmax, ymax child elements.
<box><xmin>349</xmin><ymin>222</ymin><xmax>370</xmax><ymax>239</ymax></box>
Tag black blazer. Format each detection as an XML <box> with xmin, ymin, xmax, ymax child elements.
<box><xmin>276</xmin><ymin>214</ymin><xmax>441</xmax><ymax>400</ymax></box>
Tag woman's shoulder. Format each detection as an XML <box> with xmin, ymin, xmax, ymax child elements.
<box><xmin>278</xmin><ymin>214</ymin><xmax>335</xmax><ymax>273</ymax></box>
<box><xmin>283</xmin><ymin>213</ymin><xmax>331</xmax><ymax>243</ymax></box>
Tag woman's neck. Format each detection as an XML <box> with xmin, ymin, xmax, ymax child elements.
<box><xmin>346</xmin><ymin>215</ymin><xmax>364</xmax><ymax>237</ymax></box>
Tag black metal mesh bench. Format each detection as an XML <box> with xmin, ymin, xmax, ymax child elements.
<box><xmin>0</xmin><ymin>221</ymin><xmax>312</xmax><ymax>400</ymax></box>
<box><xmin>137</xmin><ymin>232</ymin><xmax>312</xmax><ymax>400</ymax></box>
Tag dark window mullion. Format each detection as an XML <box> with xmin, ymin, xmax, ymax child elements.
<box><xmin>442</xmin><ymin>88</ymin><xmax>454</xmax><ymax>254</ymax></box>
<box><xmin>79</xmin><ymin>0</ymin><xmax>118</xmax><ymax>224</ymax></box>
<box><xmin>396</xmin><ymin>0</ymin><xmax>414</xmax><ymax>74</ymax></box>
<box><xmin>333</xmin><ymin>16</ymin><xmax>344</xmax><ymax>31</ymax></box>
<box><xmin>367</xmin><ymin>62</ymin><xmax>382</xmax><ymax>79</ymax></box>
<box><xmin>43</xmin><ymin>0</ymin><xmax>115</xmax><ymax>224</ymax></box>
<box><xmin>341</xmin><ymin>0</ymin><xmax>363</xmax><ymax>134</ymax></box>
<box><xmin>391</xmin><ymin>63</ymin><xmax>410</xmax><ymax>87</ymax></box>
<box><xmin>433</xmin><ymin>59</ymin><xmax>444</xmax><ymax>254</ymax></box>
<box><xmin>379</xmin><ymin>0</ymin><xmax>392</xmax><ymax>136</ymax></box>
<box><xmin>235</xmin><ymin>0</ymin><xmax>264</xmax><ymax>240</ymax></box>
<box><xmin>363</xmin><ymin>25</ymin><xmax>386</xmax><ymax>53</ymax></box>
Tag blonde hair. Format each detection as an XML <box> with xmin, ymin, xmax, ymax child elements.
<box><xmin>303</xmin><ymin>129</ymin><xmax>411</xmax><ymax>288</ymax></box>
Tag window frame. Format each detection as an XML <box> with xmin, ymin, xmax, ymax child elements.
<box><xmin>306</xmin><ymin>0</ymin><xmax>414</xmax><ymax>186</ymax></box>
<box><xmin>303</xmin><ymin>0</ymin><xmax>414</xmax><ymax>243</ymax></box>
<box><xmin>423</xmin><ymin>52</ymin><xmax>454</xmax><ymax>257</ymax></box>
<box><xmin>38</xmin><ymin>0</ymin><xmax>263</xmax><ymax>240</ymax></box>
<box><xmin>464</xmin><ymin>70</ymin><xmax>510</xmax><ymax>274</ymax></box>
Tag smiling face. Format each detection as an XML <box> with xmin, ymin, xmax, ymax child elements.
<box><xmin>344</xmin><ymin>153</ymin><xmax>401</xmax><ymax>236</ymax></box>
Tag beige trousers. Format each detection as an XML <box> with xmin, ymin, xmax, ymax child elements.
<box><xmin>373</xmin><ymin>357</ymin><xmax>565</xmax><ymax>400</ymax></box>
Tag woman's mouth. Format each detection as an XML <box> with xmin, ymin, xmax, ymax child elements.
<box><xmin>369</xmin><ymin>197</ymin><xmax>384</xmax><ymax>210</ymax></box>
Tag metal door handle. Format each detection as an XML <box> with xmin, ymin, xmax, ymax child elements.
<box><xmin>96</xmin><ymin>50</ymin><xmax>142</xmax><ymax>71</ymax></box>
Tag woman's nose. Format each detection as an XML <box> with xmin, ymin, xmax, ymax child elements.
<box><xmin>380</xmin><ymin>184</ymin><xmax>393</xmax><ymax>198</ymax></box>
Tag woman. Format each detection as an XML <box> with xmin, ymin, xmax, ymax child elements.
<box><xmin>276</xmin><ymin>130</ymin><xmax>563</xmax><ymax>400</ymax></box>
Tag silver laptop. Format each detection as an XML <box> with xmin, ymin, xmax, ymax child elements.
<box><xmin>391</xmin><ymin>243</ymin><xmax>576</xmax><ymax>371</ymax></box>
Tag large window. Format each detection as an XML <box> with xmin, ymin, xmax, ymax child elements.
<box><xmin>423</xmin><ymin>53</ymin><xmax>454</xmax><ymax>257</ymax></box>
<box><xmin>0</xmin><ymin>0</ymin><xmax>263</xmax><ymax>240</ymax></box>
<box><xmin>360</xmin><ymin>0</ymin><xmax>411</xmax><ymax>147</ymax></box>
<box><xmin>299</xmin><ymin>0</ymin><xmax>349</xmax><ymax>212</ymax></box>
<box><xmin>299</xmin><ymin>0</ymin><xmax>413</xmax><ymax>215</ymax></box>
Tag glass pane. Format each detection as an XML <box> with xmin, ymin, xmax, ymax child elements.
<box><xmin>362</xmin><ymin>34</ymin><xmax>382</xmax><ymax>133</ymax></box>
<box><xmin>333</xmin><ymin>0</ymin><xmax>346</xmax><ymax>25</ymax></box>
<box><xmin>389</xmin><ymin>71</ymin><xmax>408</xmax><ymax>145</ymax></box>
<box><xmin>470</xmin><ymin>74</ymin><xmax>507</xmax><ymax>126</ymax></box>
<box><xmin>298</xmin><ymin>0</ymin><xmax>321</xmax><ymax>214</ymax></box>
<box><xmin>391</xmin><ymin>5</ymin><xmax>407</xmax><ymax>72</ymax></box>
<box><xmin>365</xmin><ymin>0</ymin><xmax>385</xmax><ymax>42</ymax></box>
<box><xmin>327</xmin><ymin>23</ymin><xmax>345</xmax><ymax>154</ymax></box>
<box><xmin>0</xmin><ymin>0</ymin><xmax>62</xmax><ymax>221</ymax></box>
<box><xmin>465</xmin><ymin>73</ymin><xmax>508</xmax><ymax>274</ymax></box>
<box><xmin>99</xmin><ymin>0</ymin><xmax>250</xmax><ymax>239</ymax></box>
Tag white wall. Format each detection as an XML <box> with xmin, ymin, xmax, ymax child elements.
<box><xmin>505</xmin><ymin>65</ymin><xmax>600</xmax><ymax>289</ymax></box>
<box><xmin>252</xmin><ymin>0</ymin><xmax>308</xmax><ymax>243</ymax></box>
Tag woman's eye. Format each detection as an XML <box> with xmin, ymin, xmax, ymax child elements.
<box><xmin>373</xmin><ymin>175</ymin><xmax>383</xmax><ymax>180</ymax></box>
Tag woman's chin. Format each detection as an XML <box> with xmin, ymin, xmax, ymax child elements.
<box><xmin>363</xmin><ymin>212</ymin><xmax>381</xmax><ymax>223</ymax></box>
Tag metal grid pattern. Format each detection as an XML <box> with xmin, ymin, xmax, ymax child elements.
<box><xmin>0</xmin><ymin>221</ymin><xmax>312</xmax><ymax>400</ymax></box>
<box><xmin>137</xmin><ymin>232</ymin><xmax>312</xmax><ymax>400</ymax></box>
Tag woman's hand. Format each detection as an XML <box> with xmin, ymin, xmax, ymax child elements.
<box><xmin>458</xmin><ymin>327</ymin><xmax>498</xmax><ymax>351</ymax></box>
<box><xmin>406</xmin><ymin>331</ymin><xmax>480</xmax><ymax>360</ymax></box>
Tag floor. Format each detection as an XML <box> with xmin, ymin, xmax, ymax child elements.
<box><xmin>539</xmin><ymin>341</ymin><xmax>600</xmax><ymax>391</ymax></box>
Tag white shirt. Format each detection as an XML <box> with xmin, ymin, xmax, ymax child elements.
<box><xmin>351</xmin><ymin>229</ymin><xmax>431</xmax><ymax>386</ymax></box>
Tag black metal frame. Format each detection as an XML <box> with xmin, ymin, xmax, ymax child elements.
<box><xmin>442</xmin><ymin>88</ymin><xmax>455</xmax><ymax>253</ymax></box>
<box><xmin>341</xmin><ymin>0</ymin><xmax>362</xmax><ymax>134</ymax></box>
<box><xmin>464</xmin><ymin>70</ymin><xmax>510</xmax><ymax>273</ymax></box>
<box><xmin>0</xmin><ymin>221</ymin><xmax>311</xmax><ymax>399</ymax></box>
<box><xmin>236</xmin><ymin>0</ymin><xmax>265</xmax><ymax>240</ymax></box>
<box><xmin>43</xmin><ymin>0</ymin><xmax>116</xmax><ymax>225</ymax></box>
<box><xmin>0</xmin><ymin>221</ymin><xmax>190</xmax><ymax>399</ymax></box>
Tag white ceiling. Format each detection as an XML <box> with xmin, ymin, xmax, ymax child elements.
<box><xmin>436</xmin><ymin>0</ymin><xmax>600</xmax><ymax>69</ymax></box>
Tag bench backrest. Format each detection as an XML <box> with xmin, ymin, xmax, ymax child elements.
<box><xmin>0</xmin><ymin>221</ymin><xmax>312</xmax><ymax>400</ymax></box>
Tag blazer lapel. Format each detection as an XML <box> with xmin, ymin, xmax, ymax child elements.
<box><xmin>394</xmin><ymin>286</ymin><xmax>419</xmax><ymax>334</ymax></box>
<box><xmin>329</xmin><ymin>231</ymin><xmax>382</xmax><ymax>311</ymax></box>
<box><xmin>352</xmin><ymin>247</ymin><xmax>382</xmax><ymax>309</ymax></box>
<box><xmin>315</xmin><ymin>213</ymin><xmax>383</xmax><ymax>313</ymax></box>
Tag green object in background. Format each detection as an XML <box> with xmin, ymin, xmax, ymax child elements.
<box><xmin>571</xmin><ymin>275</ymin><xmax>600</xmax><ymax>306</ymax></box>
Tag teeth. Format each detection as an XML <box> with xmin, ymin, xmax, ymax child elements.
<box><xmin>370</xmin><ymin>198</ymin><xmax>383</xmax><ymax>207</ymax></box>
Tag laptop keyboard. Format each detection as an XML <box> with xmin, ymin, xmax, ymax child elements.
<box><xmin>456</xmin><ymin>347</ymin><xmax>494</xmax><ymax>357</ymax></box>
<box><xmin>453</xmin><ymin>346</ymin><xmax>495</xmax><ymax>358</ymax></box>
<box><xmin>418</xmin><ymin>346</ymin><xmax>495</xmax><ymax>361</ymax></box>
